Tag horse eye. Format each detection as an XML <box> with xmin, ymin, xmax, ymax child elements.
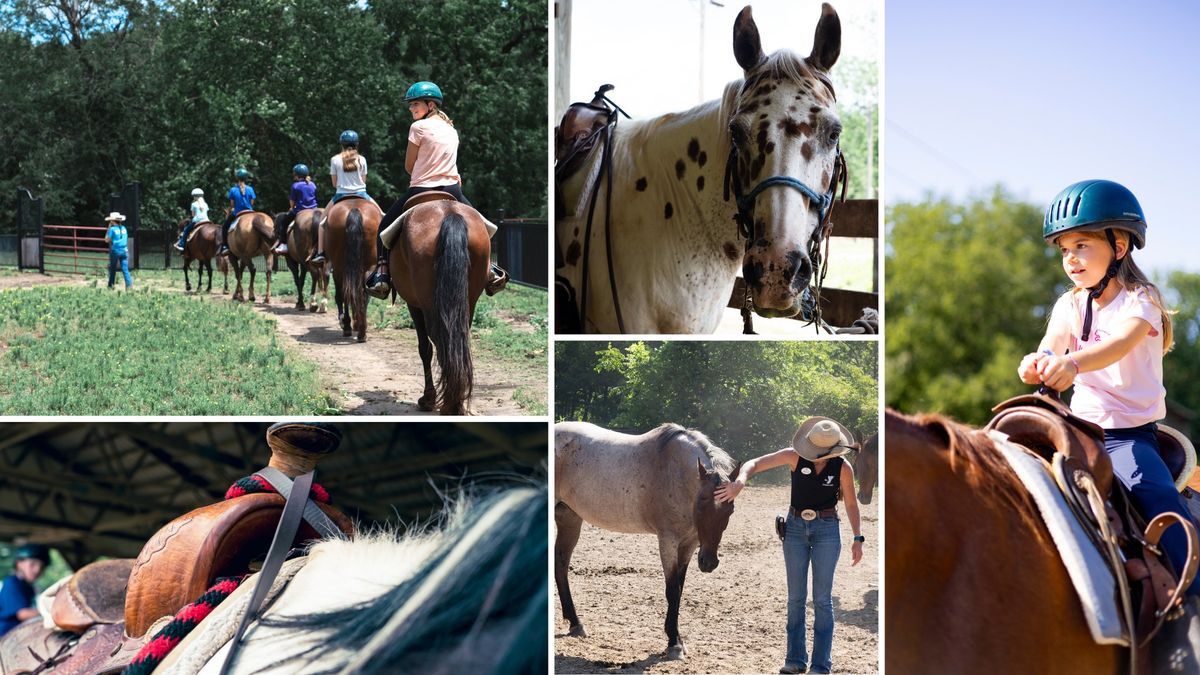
<box><xmin>828</xmin><ymin>126</ymin><xmax>842</xmax><ymax>144</ymax></box>
<box><xmin>730</xmin><ymin>124</ymin><xmax>749</xmax><ymax>146</ymax></box>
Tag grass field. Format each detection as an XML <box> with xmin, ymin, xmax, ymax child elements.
<box><xmin>0</xmin><ymin>284</ymin><xmax>337</xmax><ymax>415</ymax></box>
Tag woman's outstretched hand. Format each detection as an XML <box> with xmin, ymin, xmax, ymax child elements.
<box><xmin>714</xmin><ymin>480</ymin><xmax>744</xmax><ymax>503</ymax></box>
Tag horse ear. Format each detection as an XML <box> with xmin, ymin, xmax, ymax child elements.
<box><xmin>807</xmin><ymin>3</ymin><xmax>841</xmax><ymax>72</ymax></box>
<box><xmin>728</xmin><ymin>460</ymin><xmax>742</xmax><ymax>484</ymax></box>
<box><xmin>697</xmin><ymin>457</ymin><xmax>708</xmax><ymax>480</ymax></box>
<box><xmin>733</xmin><ymin>6</ymin><xmax>766</xmax><ymax>73</ymax></box>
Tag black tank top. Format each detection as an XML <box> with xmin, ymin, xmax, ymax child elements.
<box><xmin>791</xmin><ymin>456</ymin><xmax>843</xmax><ymax>511</ymax></box>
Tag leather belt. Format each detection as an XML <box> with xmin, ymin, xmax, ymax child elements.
<box><xmin>790</xmin><ymin>507</ymin><xmax>838</xmax><ymax>521</ymax></box>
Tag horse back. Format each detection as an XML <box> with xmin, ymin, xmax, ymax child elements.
<box><xmin>389</xmin><ymin>200</ymin><xmax>490</xmax><ymax>309</ymax></box>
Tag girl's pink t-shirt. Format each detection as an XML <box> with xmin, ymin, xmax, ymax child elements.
<box><xmin>408</xmin><ymin>118</ymin><xmax>461</xmax><ymax>188</ymax></box>
<box><xmin>1051</xmin><ymin>286</ymin><xmax>1166</xmax><ymax>429</ymax></box>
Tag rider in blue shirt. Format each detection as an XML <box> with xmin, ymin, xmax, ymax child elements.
<box><xmin>0</xmin><ymin>544</ymin><xmax>50</xmax><ymax>638</ymax></box>
<box><xmin>273</xmin><ymin>164</ymin><xmax>319</xmax><ymax>254</ymax></box>
<box><xmin>104</xmin><ymin>212</ymin><xmax>133</xmax><ymax>289</ymax></box>
<box><xmin>218</xmin><ymin>168</ymin><xmax>257</xmax><ymax>256</ymax></box>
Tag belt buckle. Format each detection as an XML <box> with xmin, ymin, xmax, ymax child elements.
<box><xmin>800</xmin><ymin>508</ymin><xmax>818</xmax><ymax>521</ymax></box>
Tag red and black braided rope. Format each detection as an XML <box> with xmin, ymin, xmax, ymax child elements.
<box><xmin>224</xmin><ymin>473</ymin><xmax>331</xmax><ymax>504</ymax></box>
<box><xmin>122</xmin><ymin>576</ymin><xmax>243</xmax><ymax>675</ymax></box>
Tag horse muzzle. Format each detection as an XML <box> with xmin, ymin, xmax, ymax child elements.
<box><xmin>743</xmin><ymin>248</ymin><xmax>812</xmax><ymax>316</ymax></box>
<box><xmin>697</xmin><ymin>551</ymin><xmax>719</xmax><ymax>573</ymax></box>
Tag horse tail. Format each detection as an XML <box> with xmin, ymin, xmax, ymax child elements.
<box><xmin>345</xmin><ymin>208</ymin><xmax>365</xmax><ymax>323</ymax></box>
<box><xmin>432</xmin><ymin>212</ymin><xmax>473</xmax><ymax>412</ymax></box>
<box><xmin>251</xmin><ymin>213</ymin><xmax>275</xmax><ymax>242</ymax></box>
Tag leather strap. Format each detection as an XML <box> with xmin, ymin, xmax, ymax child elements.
<box><xmin>1139</xmin><ymin>511</ymin><xmax>1200</xmax><ymax>647</ymax></box>
<box><xmin>255</xmin><ymin>466</ymin><xmax>342</xmax><ymax>539</ymax></box>
<box><xmin>218</xmin><ymin>469</ymin><xmax>315</xmax><ymax>675</ymax></box>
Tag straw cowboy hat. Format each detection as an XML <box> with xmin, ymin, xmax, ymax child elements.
<box><xmin>104</xmin><ymin>212</ymin><xmax>126</xmax><ymax>222</ymax></box>
<box><xmin>792</xmin><ymin>417</ymin><xmax>858</xmax><ymax>461</ymax></box>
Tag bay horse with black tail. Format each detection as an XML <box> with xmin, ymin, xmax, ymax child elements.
<box><xmin>554</xmin><ymin>422</ymin><xmax>740</xmax><ymax>660</ymax></box>
<box><xmin>325</xmin><ymin>198</ymin><xmax>380</xmax><ymax>342</ymax></box>
<box><xmin>227</xmin><ymin>211</ymin><xmax>276</xmax><ymax>303</ymax></box>
<box><xmin>885</xmin><ymin>409</ymin><xmax>1124</xmax><ymax>674</ymax></box>
<box><xmin>385</xmin><ymin>199</ymin><xmax>489</xmax><ymax>415</ymax></box>
<box><xmin>274</xmin><ymin>209</ymin><xmax>328</xmax><ymax>312</ymax></box>
<box><xmin>175</xmin><ymin>218</ymin><xmax>227</xmax><ymax>294</ymax></box>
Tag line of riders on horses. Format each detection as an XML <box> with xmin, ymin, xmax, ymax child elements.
<box><xmin>175</xmin><ymin>81</ymin><xmax>508</xmax><ymax>299</ymax></box>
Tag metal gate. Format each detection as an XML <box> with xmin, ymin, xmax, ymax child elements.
<box><xmin>15</xmin><ymin>183</ymin><xmax>141</xmax><ymax>274</ymax></box>
<box><xmin>492</xmin><ymin>211</ymin><xmax>547</xmax><ymax>288</ymax></box>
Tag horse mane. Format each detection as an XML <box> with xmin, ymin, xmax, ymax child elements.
<box><xmin>653</xmin><ymin>423</ymin><xmax>737</xmax><ymax>480</ymax></box>
<box><xmin>253</xmin><ymin>484</ymin><xmax>546</xmax><ymax>675</ymax></box>
<box><xmin>743</xmin><ymin>49</ymin><xmax>836</xmax><ymax>102</ymax></box>
<box><xmin>909</xmin><ymin>412</ymin><xmax>1043</xmax><ymax>536</ymax></box>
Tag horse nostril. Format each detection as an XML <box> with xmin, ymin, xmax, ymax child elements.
<box><xmin>786</xmin><ymin>250</ymin><xmax>812</xmax><ymax>290</ymax></box>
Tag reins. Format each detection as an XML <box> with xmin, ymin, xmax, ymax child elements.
<box><xmin>577</xmin><ymin>89</ymin><xmax>630</xmax><ymax>333</ymax></box>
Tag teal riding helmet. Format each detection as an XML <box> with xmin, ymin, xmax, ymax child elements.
<box><xmin>292</xmin><ymin>163</ymin><xmax>310</xmax><ymax>177</ymax></box>
<box><xmin>15</xmin><ymin>543</ymin><xmax>50</xmax><ymax>564</ymax></box>
<box><xmin>1043</xmin><ymin>179</ymin><xmax>1147</xmax><ymax>249</ymax></box>
<box><xmin>234</xmin><ymin>167</ymin><xmax>251</xmax><ymax>180</ymax></box>
<box><xmin>339</xmin><ymin>130</ymin><xmax>359</xmax><ymax>145</ymax></box>
<box><xmin>404</xmin><ymin>81</ymin><xmax>444</xmax><ymax>103</ymax></box>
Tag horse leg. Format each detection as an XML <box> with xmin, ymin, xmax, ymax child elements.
<box><xmin>264</xmin><ymin>254</ymin><xmax>272</xmax><ymax>304</ymax></box>
<box><xmin>248</xmin><ymin>262</ymin><xmax>256</xmax><ymax>302</ymax></box>
<box><xmin>233</xmin><ymin>258</ymin><xmax>245</xmax><ymax>301</ymax></box>
<box><xmin>659</xmin><ymin>538</ymin><xmax>695</xmax><ymax>659</ymax></box>
<box><xmin>290</xmin><ymin>260</ymin><xmax>305</xmax><ymax>310</ymax></box>
<box><xmin>554</xmin><ymin>502</ymin><xmax>588</xmax><ymax>637</ymax></box>
<box><xmin>335</xmin><ymin>278</ymin><xmax>350</xmax><ymax>336</ymax></box>
<box><xmin>184</xmin><ymin>258</ymin><xmax>192</xmax><ymax>292</ymax></box>
<box><xmin>204</xmin><ymin>260</ymin><xmax>212</xmax><ymax>293</ymax></box>
<box><xmin>407</xmin><ymin>305</ymin><xmax>438</xmax><ymax>411</ymax></box>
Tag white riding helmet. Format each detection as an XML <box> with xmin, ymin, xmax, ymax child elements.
<box><xmin>191</xmin><ymin>188</ymin><xmax>204</xmax><ymax>197</ymax></box>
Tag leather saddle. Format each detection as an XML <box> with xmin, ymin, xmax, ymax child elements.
<box><xmin>555</xmin><ymin>84</ymin><xmax>618</xmax><ymax>197</ymax></box>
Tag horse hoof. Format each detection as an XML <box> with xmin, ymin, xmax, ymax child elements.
<box><xmin>356</xmin><ymin>335</ymin><xmax>366</xmax><ymax>343</ymax></box>
<box><xmin>342</xmin><ymin>329</ymin><xmax>352</xmax><ymax>338</ymax></box>
<box><xmin>418</xmin><ymin>397</ymin><xmax>436</xmax><ymax>412</ymax></box>
<box><xmin>666</xmin><ymin>644</ymin><xmax>687</xmax><ymax>660</ymax></box>
<box><xmin>568</xmin><ymin>624</ymin><xmax>588</xmax><ymax>638</ymax></box>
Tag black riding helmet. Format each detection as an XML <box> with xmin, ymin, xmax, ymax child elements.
<box><xmin>14</xmin><ymin>543</ymin><xmax>50</xmax><ymax>565</ymax></box>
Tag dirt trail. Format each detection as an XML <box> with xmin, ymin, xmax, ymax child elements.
<box><xmin>555</xmin><ymin>484</ymin><xmax>879</xmax><ymax>674</ymax></box>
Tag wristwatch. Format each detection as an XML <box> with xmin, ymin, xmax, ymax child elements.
<box><xmin>853</xmin><ymin>535</ymin><xmax>866</xmax><ymax>543</ymax></box>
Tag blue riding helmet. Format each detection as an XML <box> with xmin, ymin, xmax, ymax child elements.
<box><xmin>339</xmin><ymin>130</ymin><xmax>359</xmax><ymax>146</ymax></box>
<box><xmin>292</xmin><ymin>163</ymin><xmax>310</xmax><ymax>177</ymax></box>
<box><xmin>404</xmin><ymin>81</ymin><xmax>443</xmax><ymax>103</ymax></box>
<box><xmin>1043</xmin><ymin>179</ymin><xmax>1147</xmax><ymax>249</ymax></box>
<box><xmin>15</xmin><ymin>543</ymin><xmax>50</xmax><ymax>565</ymax></box>
<box><xmin>234</xmin><ymin>167</ymin><xmax>251</xmax><ymax>180</ymax></box>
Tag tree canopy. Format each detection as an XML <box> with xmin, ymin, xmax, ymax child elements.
<box><xmin>0</xmin><ymin>0</ymin><xmax>547</xmax><ymax>236</ymax></box>
<box><xmin>556</xmin><ymin>341</ymin><xmax>878</xmax><ymax>476</ymax></box>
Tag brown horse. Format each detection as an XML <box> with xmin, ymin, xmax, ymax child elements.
<box><xmin>387</xmin><ymin>200</ymin><xmax>490</xmax><ymax>414</ymax></box>
<box><xmin>324</xmin><ymin>198</ymin><xmax>380</xmax><ymax>342</ymax></box>
<box><xmin>274</xmin><ymin>209</ymin><xmax>328</xmax><ymax>312</ymax></box>
<box><xmin>852</xmin><ymin>433</ymin><xmax>878</xmax><ymax>504</ymax></box>
<box><xmin>885</xmin><ymin>408</ymin><xmax>1123</xmax><ymax>674</ymax></box>
<box><xmin>176</xmin><ymin>218</ymin><xmax>228</xmax><ymax>294</ymax></box>
<box><xmin>554</xmin><ymin>422</ymin><xmax>740</xmax><ymax>660</ymax></box>
<box><xmin>227</xmin><ymin>211</ymin><xmax>276</xmax><ymax>303</ymax></box>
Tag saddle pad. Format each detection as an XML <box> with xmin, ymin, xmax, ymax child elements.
<box><xmin>380</xmin><ymin>203</ymin><xmax>497</xmax><ymax>250</ymax></box>
<box><xmin>187</xmin><ymin>222</ymin><xmax>212</xmax><ymax>245</ymax></box>
<box><xmin>988</xmin><ymin>429</ymin><xmax>1127</xmax><ymax>646</ymax></box>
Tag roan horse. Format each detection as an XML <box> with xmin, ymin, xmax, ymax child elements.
<box><xmin>273</xmin><ymin>209</ymin><xmax>329</xmax><ymax>312</ymax></box>
<box><xmin>556</xmin><ymin>4</ymin><xmax>847</xmax><ymax>333</ymax></box>
<box><xmin>175</xmin><ymin>218</ymin><xmax>228</xmax><ymax>294</ymax></box>
<box><xmin>324</xmin><ymin>199</ymin><xmax>380</xmax><ymax>343</ymax></box>
<box><xmin>885</xmin><ymin>409</ymin><xmax>1124</xmax><ymax>674</ymax></box>
<box><xmin>226</xmin><ymin>211</ymin><xmax>276</xmax><ymax>303</ymax></box>
<box><xmin>554</xmin><ymin>422</ymin><xmax>740</xmax><ymax>659</ymax></box>
<box><xmin>385</xmin><ymin>199</ymin><xmax>490</xmax><ymax>415</ymax></box>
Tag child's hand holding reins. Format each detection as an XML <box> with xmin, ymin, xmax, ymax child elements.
<box><xmin>1036</xmin><ymin>353</ymin><xmax>1079</xmax><ymax>391</ymax></box>
<box><xmin>1018</xmin><ymin>352</ymin><xmax>1047</xmax><ymax>385</ymax></box>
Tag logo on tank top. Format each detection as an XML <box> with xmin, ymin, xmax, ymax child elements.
<box><xmin>800</xmin><ymin>467</ymin><xmax>812</xmax><ymax>475</ymax></box>
<box><xmin>822</xmin><ymin>475</ymin><xmax>835</xmax><ymax>487</ymax></box>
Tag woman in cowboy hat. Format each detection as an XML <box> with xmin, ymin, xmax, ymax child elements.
<box><xmin>715</xmin><ymin>417</ymin><xmax>865</xmax><ymax>675</ymax></box>
<box><xmin>104</xmin><ymin>211</ymin><xmax>133</xmax><ymax>290</ymax></box>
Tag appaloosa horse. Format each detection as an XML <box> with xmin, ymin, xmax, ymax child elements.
<box><xmin>176</xmin><ymin>218</ymin><xmax>227</xmax><ymax>294</ymax></box>
<box><xmin>556</xmin><ymin>4</ymin><xmax>848</xmax><ymax>333</ymax></box>
<box><xmin>274</xmin><ymin>209</ymin><xmax>328</xmax><ymax>312</ymax></box>
<box><xmin>325</xmin><ymin>198</ymin><xmax>380</xmax><ymax>342</ymax></box>
<box><xmin>227</xmin><ymin>211</ymin><xmax>276</xmax><ymax>303</ymax></box>
<box><xmin>385</xmin><ymin>199</ymin><xmax>490</xmax><ymax>415</ymax></box>
<box><xmin>554</xmin><ymin>422</ymin><xmax>740</xmax><ymax>659</ymax></box>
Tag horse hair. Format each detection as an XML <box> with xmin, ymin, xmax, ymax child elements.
<box><xmin>251</xmin><ymin>484</ymin><xmax>547</xmax><ymax>675</ymax></box>
<box><xmin>344</xmin><ymin>208</ymin><xmax>365</xmax><ymax>333</ymax></box>
<box><xmin>653</xmin><ymin>423</ymin><xmax>738</xmax><ymax>480</ymax></box>
<box><xmin>432</xmin><ymin>211</ymin><xmax>473</xmax><ymax>412</ymax></box>
<box><xmin>740</xmin><ymin>49</ymin><xmax>836</xmax><ymax>103</ymax></box>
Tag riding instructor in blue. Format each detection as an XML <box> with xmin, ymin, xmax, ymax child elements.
<box><xmin>364</xmin><ymin>81</ymin><xmax>508</xmax><ymax>298</ymax></box>
<box><xmin>715</xmin><ymin>417</ymin><xmax>865</xmax><ymax>675</ymax></box>
<box><xmin>0</xmin><ymin>544</ymin><xmax>50</xmax><ymax>638</ymax></box>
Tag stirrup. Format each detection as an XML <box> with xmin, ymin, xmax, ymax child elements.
<box><xmin>173</xmin><ymin>243</ymin><xmax>185</xmax><ymax>252</ymax></box>
<box><xmin>486</xmin><ymin>264</ymin><xmax>509</xmax><ymax>296</ymax></box>
<box><xmin>365</xmin><ymin>262</ymin><xmax>391</xmax><ymax>299</ymax></box>
<box><xmin>310</xmin><ymin>251</ymin><xmax>326</xmax><ymax>264</ymax></box>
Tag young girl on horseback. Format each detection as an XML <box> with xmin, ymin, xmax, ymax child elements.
<box><xmin>714</xmin><ymin>418</ymin><xmax>865</xmax><ymax>674</ymax></box>
<box><xmin>273</xmin><ymin>164</ymin><xmax>319</xmax><ymax>254</ymax></box>
<box><xmin>363</xmin><ymin>81</ymin><xmax>507</xmax><ymax>298</ymax></box>
<box><xmin>218</xmin><ymin>168</ymin><xmax>256</xmax><ymax>256</ymax></box>
<box><xmin>310</xmin><ymin>130</ymin><xmax>379</xmax><ymax>264</ymax></box>
<box><xmin>175</xmin><ymin>188</ymin><xmax>208</xmax><ymax>252</ymax></box>
<box><xmin>1018</xmin><ymin>179</ymin><xmax>1197</xmax><ymax>595</ymax></box>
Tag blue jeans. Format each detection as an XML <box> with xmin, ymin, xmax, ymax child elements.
<box><xmin>783</xmin><ymin>513</ymin><xmax>841</xmax><ymax>672</ymax></box>
<box><xmin>1107</xmin><ymin>424</ymin><xmax>1200</xmax><ymax>596</ymax></box>
<box><xmin>108</xmin><ymin>251</ymin><xmax>131</xmax><ymax>288</ymax></box>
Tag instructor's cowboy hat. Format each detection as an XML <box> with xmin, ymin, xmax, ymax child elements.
<box><xmin>104</xmin><ymin>212</ymin><xmax>126</xmax><ymax>222</ymax></box>
<box><xmin>792</xmin><ymin>417</ymin><xmax>858</xmax><ymax>461</ymax></box>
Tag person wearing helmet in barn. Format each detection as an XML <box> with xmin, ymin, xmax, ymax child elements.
<box><xmin>0</xmin><ymin>544</ymin><xmax>50</xmax><ymax>637</ymax></box>
<box><xmin>175</xmin><ymin>188</ymin><xmax>209</xmax><ymax>252</ymax></box>
<box><xmin>217</xmin><ymin>167</ymin><xmax>257</xmax><ymax>256</ymax></box>
<box><xmin>356</xmin><ymin>81</ymin><xmax>508</xmax><ymax>299</ymax></box>
<box><xmin>1018</xmin><ymin>179</ymin><xmax>1197</xmax><ymax>597</ymax></box>
<box><xmin>309</xmin><ymin>130</ymin><xmax>380</xmax><ymax>264</ymax></box>
<box><xmin>273</xmin><ymin>164</ymin><xmax>319</xmax><ymax>255</ymax></box>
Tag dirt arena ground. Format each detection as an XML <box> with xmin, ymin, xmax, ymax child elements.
<box><xmin>555</xmin><ymin>484</ymin><xmax>879</xmax><ymax>674</ymax></box>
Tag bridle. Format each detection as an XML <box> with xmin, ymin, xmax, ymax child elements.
<box><xmin>722</xmin><ymin>96</ymin><xmax>849</xmax><ymax>334</ymax></box>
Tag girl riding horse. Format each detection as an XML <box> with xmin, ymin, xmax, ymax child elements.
<box><xmin>273</xmin><ymin>164</ymin><xmax>319</xmax><ymax>255</ymax></box>
<box><xmin>175</xmin><ymin>187</ymin><xmax>208</xmax><ymax>252</ymax></box>
<box><xmin>218</xmin><ymin>168</ymin><xmax>257</xmax><ymax>256</ymax></box>
<box><xmin>311</xmin><ymin>130</ymin><xmax>379</xmax><ymax>264</ymax></box>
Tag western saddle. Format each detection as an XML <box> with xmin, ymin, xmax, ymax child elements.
<box><xmin>0</xmin><ymin>423</ymin><xmax>353</xmax><ymax>675</ymax></box>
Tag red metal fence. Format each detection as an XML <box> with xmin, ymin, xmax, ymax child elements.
<box><xmin>42</xmin><ymin>224</ymin><xmax>110</xmax><ymax>275</ymax></box>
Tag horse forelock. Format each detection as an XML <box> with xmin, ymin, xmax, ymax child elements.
<box><xmin>654</xmin><ymin>423</ymin><xmax>737</xmax><ymax>481</ymax></box>
<box><xmin>739</xmin><ymin>50</ymin><xmax>836</xmax><ymax>105</ymax></box>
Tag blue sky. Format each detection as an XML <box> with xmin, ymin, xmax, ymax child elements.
<box><xmin>886</xmin><ymin>0</ymin><xmax>1200</xmax><ymax>273</ymax></box>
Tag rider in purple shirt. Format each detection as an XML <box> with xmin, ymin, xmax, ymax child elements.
<box><xmin>274</xmin><ymin>164</ymin><xmax>319</xmax><ymax>254</ymax></box>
